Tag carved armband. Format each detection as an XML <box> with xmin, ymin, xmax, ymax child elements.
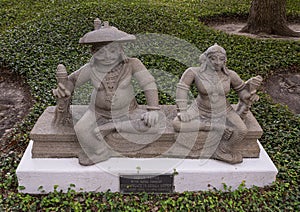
<box><xmin>233</xmin><ymin>82</ymin><xmax>246</xmax><ymax>93</ymax></box>
<box><xmin>176</xmin><ymin>99</ymin><xmax>188</xmax><ymax>111</ymax></box>
<box><xmin>146</xmin><ymin>106</ymin><xmax>160</xmax><ymax>111</ymax></box>
<box><xmin>177</xmin><ymin>82</ymin><xmax>190</xmax><ymax>91</ymax></box>
<box><xmin>143</xmin><ymin>86</ymin><xmax>159</xmax><ymax>111</ymax></box>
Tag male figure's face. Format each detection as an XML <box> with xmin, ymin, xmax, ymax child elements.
<box><xmin>93</xmin><ymin>43</ymin><xmax>122</xmax><ymax>66</ymax></box>
<box><xmin>207</xmin><ymin>53</ymin><xmax>226</xmax><ymax>72</ymax></box>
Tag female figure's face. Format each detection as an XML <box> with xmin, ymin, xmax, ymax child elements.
<box><xmin>207</xmin><ymin>53</ymin><xmax>226</xmax><ymax>72</ymax></box>
<box><xmin>93</xmin><ymin>43</ymin><xmax>122</xmax><ymax>66</ymax></box>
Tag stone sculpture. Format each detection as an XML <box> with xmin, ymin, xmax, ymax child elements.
<box><xmin>52</xmin><ymin>19</ymin><xmax>161</xmax><ymax>165</ymax></box>
<box><xmin>30</xmin><ymin>19</ymin><xmax>263</xmax><ymax>166</ymax></box>
<box><xmin>173</xmin><ymin>44</ymin><xmax>262</xmax><ymax>164</ymax></box>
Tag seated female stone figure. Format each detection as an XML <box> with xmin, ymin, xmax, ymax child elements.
<box><xmin>53</xmin><ymin>20</ymin><xmax>160</xmax><ymax>165</ymax></box>
<box><xmin>173</xmin><ymin>44</ymin><xmax>259</xmax><ymax>164</ymax></box>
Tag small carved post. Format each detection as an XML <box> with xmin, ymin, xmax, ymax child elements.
<box><xmin>236</xmin><ymin>75</ymin><xmax>263</xmax><ymax>120</ymax></box>
<box><xmin>94</xmin><ymin>18</ymin><xmax>101</xmax><ymax>30</ymax></box>
<box><xmin>52</xmin><ymin>64</ymin><xmax>72</xmax><ymax>127</ymax></box>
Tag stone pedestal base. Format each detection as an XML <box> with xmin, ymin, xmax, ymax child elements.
<box><xmin>17</xmin><ymin>140</ymin><xmax>277</xmax><ymax>194</ymax></box>
<box><xmin>30</xmin><ymin>105</ymin><xmax>263</xmax><ymax>159</ymax></box>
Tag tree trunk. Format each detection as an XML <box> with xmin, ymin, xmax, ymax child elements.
<box><xmin>241</xmin><ymin>0</ymin><xmax>300</xmax><ymax>37</ymax></box>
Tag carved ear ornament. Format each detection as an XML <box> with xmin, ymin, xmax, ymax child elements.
<box><xmin>199</xmin><ymin>53</ymin><xmax>207</xmax><ymax>64</ymax></box>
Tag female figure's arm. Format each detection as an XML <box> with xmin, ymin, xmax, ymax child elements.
<box><xmin>176</xmin><ymin>68</ymin><xmax>195</xmax><ymax>122</ymax></box>
<box><xmin>229</xmin><ymin>70</ymin><xmax>250</xmax><ymax>102</ymax></box>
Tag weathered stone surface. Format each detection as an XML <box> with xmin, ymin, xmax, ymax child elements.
<box><xmin>31</xmin><ymin>105</ymin><xmax>262</xmax><ymax>159</ymax></box>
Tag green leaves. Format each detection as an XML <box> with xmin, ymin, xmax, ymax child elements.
<box><xmin>0</xmin><ymin>0</ymin><xmax>299</xmax><ymax>211</ymax></box>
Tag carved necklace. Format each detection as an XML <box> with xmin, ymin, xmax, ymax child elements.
<box><xmin>103</xmin><ymin>62</ymin><xmax>124</xmax><ymax>103</ymax></box>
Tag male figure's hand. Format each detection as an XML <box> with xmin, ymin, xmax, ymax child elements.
<box><xmin>53</xmin><ymin>83</ymin><xmax>72</xmax><ymax>98</ymax></box>
<box><xmin>141</xmin><ymin>111</ymin><xmax>159</xmax><ymax>127</ymax></box>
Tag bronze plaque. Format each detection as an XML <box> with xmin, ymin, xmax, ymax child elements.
<box><xmin>120</xmin><ymin>174</ymin><xmax>174</xmax><ymax>193</ymax></box>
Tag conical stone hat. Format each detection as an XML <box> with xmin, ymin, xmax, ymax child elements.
<box><xmin>79</xmin><ymin>18</ymin><xmax>136</xmax><ymax>44</ymax></box>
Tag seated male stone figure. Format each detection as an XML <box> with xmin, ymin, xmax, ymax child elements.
<box><xmin>173</xmin><ymin>44</ymin><xmax>261</xmax><ymax>164</ymax></box>
<box><xmin>53</xmin><ymin>19</ymin><xmax>160</xmax><ymax>166</ymax></box>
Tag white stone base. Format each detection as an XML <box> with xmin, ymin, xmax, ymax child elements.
<box><xmin>16</xmin><ymin>140</ymin><xmax>278</xmax><ymax>194</ymax></box>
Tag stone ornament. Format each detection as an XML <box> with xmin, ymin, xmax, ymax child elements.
<box><xmin>236</xmin><ymin>75</ymin><xmax>263</xmax><ymax>120</ymax></box>
<box><xmin>31</xmin><ymin>19</ymin><xmax>263</xmax><ymax>166</ymax></box>
<box><xmin>52</xmin><ymin>64</ymin><xmax>72</xmax><ymax>127</ymax></box>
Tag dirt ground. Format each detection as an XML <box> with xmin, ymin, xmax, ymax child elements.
<box><xmin>0</xmin><ymin>21</ymin><xmax>299</xmax><ymax>143</ymax></box>
<box><xmin>210</xmin><ymin>22</ymin><xmax>300</xmax><ymax>41</ymax></box>
<box><xmin>0</xmin><ymin>69</ymin><xmax>33</xmax><ymax>140</ymax></box>
<box><xmin>209</xmin><ymin>21</ymin><xmax>300</xmax><ymax>114</ymax></box>
<box><xmin>263</xmin><ymin>67</ymin><xmax>300</xmax><ymax>114</ymax></box>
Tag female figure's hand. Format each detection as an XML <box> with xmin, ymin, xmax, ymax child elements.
<box><xmin>177</xmin><ymin>111</ymin><xmax>192</xmax><ymax>122</ymax></box>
